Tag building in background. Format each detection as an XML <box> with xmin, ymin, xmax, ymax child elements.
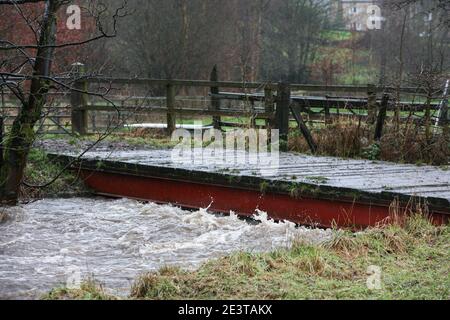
<box><xmin>333</xmin><ymin>0</ymin><xmax>380</xmax><ymax>31</ymax></box>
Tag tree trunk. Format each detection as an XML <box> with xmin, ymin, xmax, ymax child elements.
<box><xmin>395</xmin><ymin>12</ymin><xmax>408</xmax><ymax>129</ymax></box>
<box><xmin>0</xmin><ymin>0</ymin><xmax>59</xmax><ymax>204</ymax></box>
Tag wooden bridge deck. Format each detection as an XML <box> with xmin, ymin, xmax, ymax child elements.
<box><xmin>51</xmin><ymin>149</ymin><xmax>450</xmax><ymax>228</ymax></box>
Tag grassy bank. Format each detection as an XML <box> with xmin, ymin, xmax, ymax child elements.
<box><xmin>45</xmin><ymin>214</ymin><xmax>449</xmax><ymax>300</ymax></box>
<box><xmin>42</xmin><ymin>131</ymin><xmax>177</xmax><ymax>150</ymax></box>
<box><xmin>22</xmin><ymin>149</ymin><xmax>86</xmax><ymax>199</ymax></box>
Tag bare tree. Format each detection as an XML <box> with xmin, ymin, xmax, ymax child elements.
<box><xmin>261</xmin><ymin>0</ymin><xmax>329</xmax><ymax>83</ymax></box>
<box><xmin>233</xmin><ymin>0</ymin><xmax>270</xmax><ymax>82</ymax></box>
<box><xmin>374</xmin><ymin>0</ymin><xmax>449</xmax><ymax>88</ymax></box>
<box><xmin>109</xmin><ymin>0</ymin><xmax>241</xmax><ymax>81</ymax></box>
<box><xmin>0</xmin><ymin>0</ymin><xmax>127</xmax><ymax>204</ymax></box>
<box><xmin>392</xmin><ymin>0</ymin><xmax>449</xmax><ymax>27</ymax></box>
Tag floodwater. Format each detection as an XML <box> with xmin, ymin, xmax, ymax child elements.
<box><xmin>0</xmin><ymin>198</ymin><xmax>332</xmax><ymax>299</ymax></box>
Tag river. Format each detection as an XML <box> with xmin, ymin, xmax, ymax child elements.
<box><xmin>0</xmin><ymin>198</ymin><xmax>332</xmax><ymax>299</ymax></box>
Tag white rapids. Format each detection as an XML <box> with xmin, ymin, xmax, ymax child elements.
<box><xmin>0</xmin><ymin>198</ymin><xmax>333</xmax><ymax>299</ymax></box>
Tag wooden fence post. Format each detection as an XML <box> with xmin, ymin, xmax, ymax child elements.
<box><xmin>438</xmin><ymin>80</ymin><xmax>449</xmax><ymax>139</ymax></box>
<box><xmin>441</xmin><ymin>98</ymin><xmax>449</xmax><ymax>139</ymax></box>
<box><xmin>374</xmin><ymin>94</ymin><xmax>390</xmax><ymax>141</ymax></box>
<box><xmin>166</xmin><ymin>83</ymin><xmax>176</xmax><ymax>135</ymax></box>
<box><xmin>1</xmin><ymin>86</ymin><xmax>4</xmax><ymax>110</ymax></box>
<box><xmin>70</xmin><ymin>62</ymin><xmax>88</xmax><ymax>135</ymax></box>
<box><xmin>276</xmin><ymin>82</ymin><xmax>291</xmax><ymax>151</ymax></box>
<box><xmin>290</xmin><ymin>104</ymin><xmax>318</xmax><ymax>154</ymax></box>
<box><xmin>324</xmin><ymin>96</ymin><xmax>331</xmax><ymax>125</ymax></box>
<box><xmin>367</xmin><ymin>84</ymin><xmax>377</xmax><ymax>125</ymax></box>
<box><xmin>210</xmin><ymin>66</ymin><xmax>221</xmax><ymax>130</ymax></box>
<box><xmin>0</xmin><ymin>116</ymin><xmax>3</xmax><ymax>167</ymax></box>
<box><xmin>264</xmin><ymin>86</ymin><xmax>274</xmax><ymax>129</ymax></box>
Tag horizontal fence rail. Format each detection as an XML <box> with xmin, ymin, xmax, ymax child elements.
<box><xmin>1</xmin><ymin>74</ymin><xmax>444</xmax><ymax>95</ymax></box>
<box><xmin>1</xmin><ymin>66</ymin><xmax>448</xmax><ymax>147</ymax></box>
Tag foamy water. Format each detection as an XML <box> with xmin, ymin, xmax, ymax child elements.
<box><xmin>0</xmin><ymin>198</ymin><xmax>332</xmax><ymax>299</ymax></box>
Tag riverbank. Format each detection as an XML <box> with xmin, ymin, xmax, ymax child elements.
<box><xmin>45</xmin><ymin>213</ymin><xmax>449</xmax><ymax>300</ymax></box>
<box><xmin>22</xmin><ymin>149</ymin><xmax>87</xmax><ymax>199</ymax></box>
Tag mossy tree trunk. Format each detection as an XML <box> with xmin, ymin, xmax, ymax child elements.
<box><xmin>0</xmin><ymin>0</ymin><xmax>60</xmax><ymax>204</ymax></box>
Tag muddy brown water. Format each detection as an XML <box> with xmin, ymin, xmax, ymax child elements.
<box><xmin>0</xmin><ymin>198</ymin><xmax>332</xmax><ymax>299</ymax></box>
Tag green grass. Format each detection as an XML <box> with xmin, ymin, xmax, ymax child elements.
<box><xmin>44</xmin><ymin>279</ymin><xmax>117</xmax><ymax>300</ymax></box>
<box><xmin>24</xmin><ymin>149</ymin><xmax>85</xmax><ymax>197</ymax></box>
<box><xmin>46</xmin><ymin>214</ymin><xmax>449</xmax><ymax>300</ymax></box>
<box><xmin>102</xmin><ymin>133</ymin><xmax>178</xmax><ymax>149</ymax></box>
<box><xmin>304</xmin><ymin>176</ymin><xmax>329</xmax><ymax>184</ymax></box>
<box><xmin>338</xmin><ymin>65</ymin><xmax>379</xmax><ymax>85</ymax></box>
<box><xmin>41</xmin><ymin>133</ymin><xmax>179</xmax><ymax>149</ymax></box>
<box><xmin>321</xmin><ymin>30</ymin><xmax>353</xmax><ymax>41</ymax></box>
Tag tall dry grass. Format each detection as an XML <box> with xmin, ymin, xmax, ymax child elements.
<box><xmin>289</xmin><ymin>117</ymin><xmax>449</xmax><ymax>165</ymax></box>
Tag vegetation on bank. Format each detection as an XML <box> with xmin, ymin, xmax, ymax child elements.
<box><xmin>289</xmin><ymin>121</ymin><xmax>450</xmax><ymax>166</ymax></box>
<box><xmin>84</xmin><ymin>130</ymin><xmax>178</xmax><ymax>149</ymax></box>
<box><xmin>43</xmin><ymin>130</ymin><xmax>178</xmax><ymax>150</ymax></box>
<box><xmin>44</xmin><ymin>279</ymin><xmax>117</xmax><ymax>301</ymax></box>
<box><xmin>44</xmin><ymin>214</ymin><xmax>449</xmax><ymax>300</ymax></box>
<box><xmin>22</xmin><ymin>149</ymin><xmax>85</xmax><ymax>199</ymax></box>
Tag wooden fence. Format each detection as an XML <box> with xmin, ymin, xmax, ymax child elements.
<box><xmin>1</xmin><ymin>64</ymin><xmax>448</xmax><ymax>152</ymax></box>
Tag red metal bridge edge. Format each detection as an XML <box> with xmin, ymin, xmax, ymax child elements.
<box><xmin>80</xmin><ymin>170</ymin><xmax>448</xmax><ymax>229</ymax></box>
